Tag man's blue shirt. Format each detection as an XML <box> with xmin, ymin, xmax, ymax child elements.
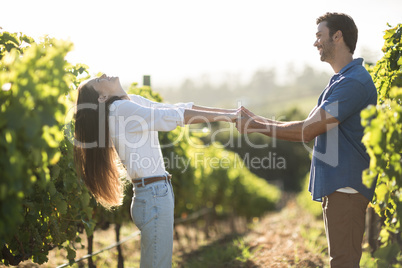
<box><xmin>308</xmin><ymin>58</ymin><xmax>377</xmax><ymax>202</ymax></box>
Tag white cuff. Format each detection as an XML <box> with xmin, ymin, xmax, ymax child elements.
<box><xmin>163</xmin><ymin>107</ymin><xmax>186</xmax><ymax>127</ymax></box>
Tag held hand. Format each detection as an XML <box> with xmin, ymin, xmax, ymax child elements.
<box><xmin>240</xmin><ymin>106</ymin><xmax>256</xmax><ymax>118</ymax></box>
<box><xmin>235</xmin><ymin>108</ymin><xmax>254</xmax><ymax>134</ymax></box>
<box><xmin>224</xmin><ymin>107</ymin><xmax>244</xmax><ymax>123</ymax></box>
<box><xmin>224</xmin><ymin>112</ymin><xmax>237</xmax><ymax>123</ymax></box>
<box><xmin>214</xmin><ymin>107</ymin><xmax>241</xmax><ymax>123</ymax></box>
<box><xmin>232</xmin><ymin>107</ymin><xmax>243</xmax><ymax>123</ymax></box>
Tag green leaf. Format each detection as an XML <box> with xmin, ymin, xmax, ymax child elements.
<box><xmin>66</xmin><ymin>246</ymin><xmax>76</xmax><ymax>261</ymax></box>
<box><xmin>55</xmin><ymin>198</ymin><xmax>67</xmax><ymax>215</ymax></box>
<box><xmin>373</xmin><ymin>242</ymin><xmax>400</xmax><ymax>263</ymax></box>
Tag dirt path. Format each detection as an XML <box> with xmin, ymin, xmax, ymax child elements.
<box><xmin>175</xmin><ymin>197</ymin><xmax>329</xmax><ymax>267</ymax></box>
<box><xmin>243</xmin><ymin>199</ymin><xmax>328</xmax><ymax>267</ymax></box>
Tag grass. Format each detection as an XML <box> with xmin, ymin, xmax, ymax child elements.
<box><xmin>300</xmin><ymin>220</ymin><xmax>328</xmax><ymax>263</ymax></box>
<box><xmin>177</xmin><ymin>198</ymin><xmax>328</xmax><ymax>268</ymax></box>
<box><xmin>360</xmin><ymin>251</ymin><xmax>379</xmax><ymax>268</ymax></box>
<box><xmin>296</xmin><ymin>174</ymin><xmax>323</xmax><ymax>218</ymax></box>
<box><xmin>175</xmin><ymin>235</ymin><xmax>256</xmax><ymax>268</ymax></box>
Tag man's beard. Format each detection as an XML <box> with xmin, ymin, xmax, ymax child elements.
<box><xmin>320</xmin><ymin>39</ymin><xmax>335</xmax><ymax>62</ymax></box>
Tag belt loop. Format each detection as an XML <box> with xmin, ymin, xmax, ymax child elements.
<box><xmin>164</xmin><ymin>172</ymin><xmax>168</xmax><ymax>183</ymax></box>
<box><xmin>141</xmin><ymin>178</ymin><xmax>145</xmax><ymax>187</ymax></box>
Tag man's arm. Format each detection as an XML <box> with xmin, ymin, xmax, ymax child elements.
<box><xmin>236</xmin><ymin>106</ymin><xmax>339</xmax><ymax>142</ymax></box>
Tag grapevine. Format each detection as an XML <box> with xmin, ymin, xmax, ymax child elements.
<box><xmin>361</xmin><ymin>23</ymin><xmax>402</xmax><ymax>266</ymax></box>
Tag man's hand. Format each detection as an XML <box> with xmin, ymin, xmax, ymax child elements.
<box><xmin>240</xmin><ymin>106</ymin><xmax>257</xmax><ymax>118</ymax></box>
<box><xmin>235</xmin><ymin>106</ymin><xmax>255</xmax><ymax>134</ymax></box>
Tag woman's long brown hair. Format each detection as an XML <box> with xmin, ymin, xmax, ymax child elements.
<box><xmin>74</xmin><ymin>82</ymin><xmax>124</xmax><ymax>209</ymax></box>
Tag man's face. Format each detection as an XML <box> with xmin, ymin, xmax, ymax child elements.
<box><xmin>314</xmin><ymin>21</ymin><xmax>335</xmax><ymax>63</ymax></box>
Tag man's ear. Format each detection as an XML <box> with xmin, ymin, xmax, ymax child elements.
<box><xmin>333</xmin><ymin>30</ymin><xmax>343</xmax><ymax>41</ymax></box>
<box><xmin>98</xmin><ymin>95</ymin><xmax>108</xmax><ymax>103</ymax></box>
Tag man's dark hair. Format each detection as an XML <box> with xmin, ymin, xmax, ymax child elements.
<box><xmin>316</xmin><ymin>12</ymin><xmax>358</xmax><ymax>54</ymax></box>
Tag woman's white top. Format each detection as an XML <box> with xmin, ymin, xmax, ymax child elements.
<box><xmin>108</xmin><ymin>94</ymin><xmax>193</xmax><ymax>179</ymax></box>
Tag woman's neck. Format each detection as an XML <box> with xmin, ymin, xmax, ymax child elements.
<box><xmin>117</xmin><ymin>91</ymin><xmax>130</xmax><ymax>100</ymax></box>
<box><xmin>120</xmin><ymin>94</ymin><xmax>130</xmax><ymax>100</ymax></box>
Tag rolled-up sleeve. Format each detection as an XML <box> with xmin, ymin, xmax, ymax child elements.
<box><xmin>114</xmin><ymin>100</ymin><xmax>185</xmax><ymax>132</ymax></box>
<box><xmin>320</xmin><ymin>78</ymin><xmax>369</xmax><ymax>123</ymax></box>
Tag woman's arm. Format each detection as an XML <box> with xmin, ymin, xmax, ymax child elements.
<box><xmin>183</xmin><ymin>109</ymin><xmax>237</xmax><ymax>124</ymax></box>
<box><xmin>129</xmin><ymin>94</ymin><xmax>236</xmax><ymax>114</ymax></box>
<box><xmin>191</xmin><ymin>104</ymin><xmax>237</xmax><ymax>114</ymax></box>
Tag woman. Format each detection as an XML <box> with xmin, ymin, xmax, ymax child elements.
<box><xmin>74</xmin><ymin>74</ymin><xmax>237</xmax><ymax>267</ymax></box>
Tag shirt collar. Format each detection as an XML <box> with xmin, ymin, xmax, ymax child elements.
<box><xmin>338</xmin><ymin>58</ymin><xmax>364</xmax><ymax>74</ymax></box>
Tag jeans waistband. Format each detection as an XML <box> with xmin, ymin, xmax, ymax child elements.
<box><xmin>132</xmin><ymin>173</ymin><xmax>172</xmax><ymax>188</ymax></box>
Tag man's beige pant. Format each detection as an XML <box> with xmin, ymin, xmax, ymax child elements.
<box><xmin>322</xmin><ymin>191</ymin><xmax>369</xmax><ymax>268</ymax></box>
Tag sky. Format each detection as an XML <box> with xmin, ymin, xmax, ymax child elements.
<box><xmin>1</xmin><ymin>0</ymin><xmax>401</xmax><ymax>88</ymax></box>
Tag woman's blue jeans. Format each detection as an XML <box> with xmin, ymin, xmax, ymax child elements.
<box><xmin>131</xmin><ymin>178</ymin><xmax>174</xmax><ymax>268</ymax></box>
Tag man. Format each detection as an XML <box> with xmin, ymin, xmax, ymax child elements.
<box><xmin>236</xmin><ymin>12</ymin><xmax>377</xmax><ymax>267</ymax></box>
